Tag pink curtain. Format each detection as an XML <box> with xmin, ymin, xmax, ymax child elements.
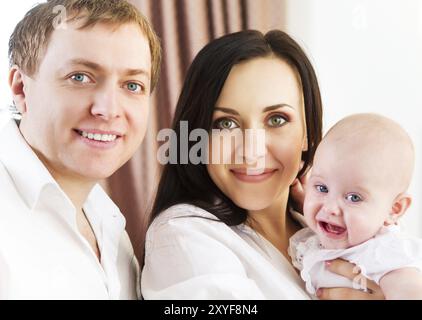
<box><xmin>107</xmin><ymin>0</ymin><xmax>287</xmax><ymax>261</ymax></box>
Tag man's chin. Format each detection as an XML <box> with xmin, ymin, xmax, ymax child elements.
<box><xmin>72</xmin><ymin>166</ymin><xmax>120</xmax><ymax>183</ymax></box>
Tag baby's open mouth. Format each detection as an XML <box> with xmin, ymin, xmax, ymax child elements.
<box><xmin>319</xmin><ymin>221</ymin><xmax>347</xmax><ymax>237</ymax></box>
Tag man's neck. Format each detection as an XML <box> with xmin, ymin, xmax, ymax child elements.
<box><xmin>54</xmin><ymin>173</ymin><xmax>101</xmax><ymax>261</ymax></box>
<box><xmin>54</xmin><ymin>174</ymin><xmax>95</xmax><ymax>213</ymax></box>
<box><xmin>19</xmin><ymin>127</ymin><xmax>95</xmax><ymax>212</ymax></box>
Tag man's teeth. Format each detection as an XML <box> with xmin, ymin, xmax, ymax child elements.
<box><xmin>80</xmin><ymin>131</ymin><xmax>117</xmax><ymax>142</ymax></box>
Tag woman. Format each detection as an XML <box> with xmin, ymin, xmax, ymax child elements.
<box><xmin>141</xmin><ymin>30</ymin><xmax>383</xmax><ymax>299</ymax></box>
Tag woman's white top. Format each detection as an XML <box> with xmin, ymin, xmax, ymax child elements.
<box><xmin>288</xmin><ymin>225</ymin><xmax>422</xmax><ymax>295</ymax></box>
<box><xmin>141</xmin><ymin>204</ymin><xmax>310</xmax><ymax>299</ymax></box>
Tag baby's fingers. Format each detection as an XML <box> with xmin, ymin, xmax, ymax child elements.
<box><xmin>325</xmin><ymin>259</ymin><xmax>384</xmax><ymax>296</ymax></box>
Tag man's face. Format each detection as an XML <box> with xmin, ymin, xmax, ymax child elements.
<box><xmin>18</xmin><ymin>22</ymin><xmax>152</xmax><ymax>182</ymax></box>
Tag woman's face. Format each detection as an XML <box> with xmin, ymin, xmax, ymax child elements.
<box><xmin>206</xmin><ymin>56</ymin><xmax>307</xmax><ymax>211</ymax></box>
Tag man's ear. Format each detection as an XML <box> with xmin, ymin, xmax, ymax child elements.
<box><xmin>384</xmin><ymin>193</ymin><xmax>412</xmax><ymax>226</ymax></box>
<box><xmin>9</xmin><ymin>65</ymin><xmax>28</xmax><ymax>115</ymax></box>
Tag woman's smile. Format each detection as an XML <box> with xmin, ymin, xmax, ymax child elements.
<box><xmin>230</xmin><ymin>167</ymin><xmax>278</xmax><ymax>183</ymax></box>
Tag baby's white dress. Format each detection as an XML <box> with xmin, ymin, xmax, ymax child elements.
<box><xmin>288</xmin><ymin>225</ymin><xmax>422</xmax><ymax>295</ymax></box>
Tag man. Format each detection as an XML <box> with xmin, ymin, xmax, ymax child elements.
<box><xmin>0</xmin><ymin>0</ymin><xmax>161</xmax><ymax>299</ymax></box>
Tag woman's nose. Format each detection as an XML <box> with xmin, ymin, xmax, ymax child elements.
<box><xmin>241</xmin><ymin>128</ymin><xmax>267</xmax><ymax>165</ymax></box>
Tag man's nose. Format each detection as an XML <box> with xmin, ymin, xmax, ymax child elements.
<box><xmin>91</xmin><ymin>85</ymin><xmax>121</xmax><ymax>120</ymax></box>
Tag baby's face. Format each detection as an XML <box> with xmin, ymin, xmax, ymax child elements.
<box><xmin>304</xmin><ymin>141</ymin><xmax>396</xmax><ymax>249</ymax></box>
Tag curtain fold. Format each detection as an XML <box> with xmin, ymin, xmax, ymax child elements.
<box><xmin>107</xmin><ymin>0</ymin><xmax>286</xmax><ymax>261</ymax></box>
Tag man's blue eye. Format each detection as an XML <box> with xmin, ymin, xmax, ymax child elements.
<box><xmin>316</xmin><ymin>185</ymin><xmax>328</xmax><ymax>193</ymax></box>
<box><xmin>71</xmin><ymin>74</ymin><xmax>88</xmax><ymax>82</ymax></box>
<box><xmin>346</xmin><ymin>194</ymin><xmax>362</xmax><ymax>203</ymax></box>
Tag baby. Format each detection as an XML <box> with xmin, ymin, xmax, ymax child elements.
<box><xmin>289</xmin><ymin>113</ymin><xmax>422</xmax><ymax>299</ymax></box>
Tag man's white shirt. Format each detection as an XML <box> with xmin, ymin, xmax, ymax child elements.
<box><xmin>0</xmin><ymin>120</ymin><xmax>140</xmax><ymax>299</ymax></box>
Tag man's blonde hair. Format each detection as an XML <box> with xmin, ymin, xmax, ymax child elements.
<box><xmin>9</xmin><ymin>0</ymin><xmax>161</xmax><ymax>92</ymax></box>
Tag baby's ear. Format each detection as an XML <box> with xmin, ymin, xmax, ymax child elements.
<box><xmin>384</xmin><ymin>193</ymin><xmax>412</xmax><ymax>226</ymax></box>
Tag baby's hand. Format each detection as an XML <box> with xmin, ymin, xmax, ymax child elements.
<box><xmin>317</xmin><ymin>259</ymin><xmax>385</xmax><ymax>300</ymax></box>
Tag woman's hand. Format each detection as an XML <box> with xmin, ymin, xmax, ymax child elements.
<box><xmin>317</xmin><ymin>259</ymin><xmax>385</xmax><ymax>300</ymax></box>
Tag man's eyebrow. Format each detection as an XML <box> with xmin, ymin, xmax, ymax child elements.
<box><xmin>65</xmin><ymin>58</ymin><xmax>103</xmax><ymax>71</ymax></box>
<box><xmin>124</xmin><ymin>68</ymin><xmax>150</xmax><ymax>78</ymax></box>
<box><xmin>215</xmin><ymin>104</ymin><xmax>294</xmax><ymax>116</ymax></box>
<box><xmin>64</xmin><ymin>58</ymin><xmax>150</xmax><ymax>78</ymax></box>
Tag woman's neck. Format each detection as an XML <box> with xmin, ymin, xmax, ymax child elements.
<box><xmin>246</xmin><ymin>190</ymin><xmax>301</xmax><ymax>260</ymax></box>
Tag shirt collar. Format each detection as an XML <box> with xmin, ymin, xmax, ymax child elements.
<box><xmin>84</xmin><ymin>184</ymin><xmax>126</xmax><ymax>230</ymax></box>
<box><xmin>0</xmin><ymin>119</ymin><xmax>59</xmax><ymax>210</ymax></box>
<box><xmin>84</xmin><ymin>184</ymin><xmax>127</xmax><ymax>299</ymax></box>
<box><xmin>0</xmin><ymin>120</ymin><xmax>129</xmax><ymax>299</ymax></box>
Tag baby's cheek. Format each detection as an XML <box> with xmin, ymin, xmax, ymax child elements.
<box><xmin>346</xmin><ymin>215</ymin><xmax>375</xmax><ymax>246</ymax></box>
<box><xmin>303</xmin><ymin>197</ymin><xmax>318</xmax><ymax>231</ymax></box>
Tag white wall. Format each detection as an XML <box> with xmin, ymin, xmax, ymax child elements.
<box><xmin>284</xmin><ymin>0</ymin><xmax>422</xmax><ymax>236</ymax></box>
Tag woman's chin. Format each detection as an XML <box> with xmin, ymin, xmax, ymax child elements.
<box><xmin>231</xmin><ymin>195</ymin><xmax>276</xmax><ymax>212</ymax></box>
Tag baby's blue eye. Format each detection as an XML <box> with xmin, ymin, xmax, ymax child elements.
<box><xmin>346</xmin><ymin>193</ymin><xmax>362</xmax><ymax>203</ymax></box>
<box><xmin>316</xmin><ymin>185</ymin><xmax>328</xmax><ymax>193</ymax></box>
<box><xmin>267</xmin><ymin>115</ymin><xmax>286</xmax><ymax>127</ymax></box>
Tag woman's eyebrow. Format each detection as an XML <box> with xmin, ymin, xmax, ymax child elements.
<box><xmin>263</xmin><ymin>103</ymin><xmax>294</xmax><ymax>112</ymax></box>
<box><xmin>215</xmin><ymin>103</ymin><xmax>293</xmax><ymax>116</ymax></box>
<box><xmin>214</xmin><ymin>107</ymin><xmax>240</xmax><ymax>115</ymax></box>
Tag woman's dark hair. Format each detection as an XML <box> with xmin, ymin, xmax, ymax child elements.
<box><xmin>149</xmin><ymin>29</ymin><xmax>323</xmax><ymax>227</ymax></box>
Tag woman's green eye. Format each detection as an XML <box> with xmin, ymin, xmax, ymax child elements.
<box><xmin>267</xmin><ymin>115</ymin><xmax>286</xmax><ymax>127</ymax></box>
<box><xmin>127</xmin><ymin>82</ymin><xmax>141</xmax><ymax>92</ymax></box>
<box><xmin>217</xmin><ymin>119</ymin><xmax>237</xmax><ymax>130</ymax></box>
